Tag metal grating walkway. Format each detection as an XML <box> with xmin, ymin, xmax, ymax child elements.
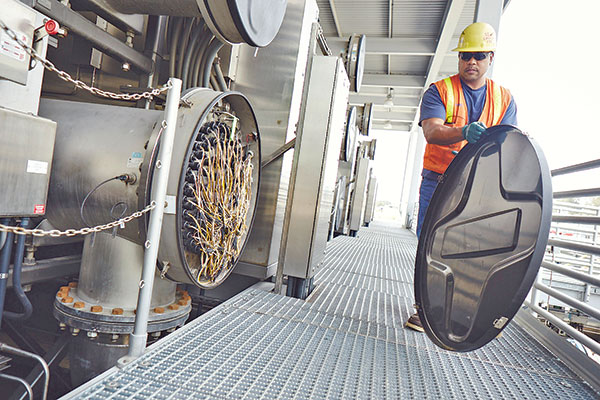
<box><xmin>64</xmin><ymin>221</ymin><xmax>599</xmax><ymax>399</ymax></box>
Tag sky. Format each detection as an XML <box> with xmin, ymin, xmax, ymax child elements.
<box><xmin>372</xmin><ymin>0</ymin><xmax>600</xmax><ymax>206</ymax></box>
<box><xmin>493</xmin><ymin>0</ymin><xmax>600</xmax><ymax>192</ymax></box>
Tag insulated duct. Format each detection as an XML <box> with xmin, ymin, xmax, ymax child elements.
<box><xmin>103</xmin><ymin>0</ymin><xmax>288</xmax><ymax>47</ymax></box>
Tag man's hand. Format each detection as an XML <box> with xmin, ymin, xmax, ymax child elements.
<box><xmin>462</xmin><ymin>122</ymin><xmax>487</xmax><ymax>143</ymax></box>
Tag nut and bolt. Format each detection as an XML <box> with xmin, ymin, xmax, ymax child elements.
<box><xmin>112</xmin><ymin>308</ymin><xmax>124</xmax><ymax>315</ymax></box>
<box><xmin>87</xmin><ymin>331</ymin><xmax>98</xmax><ymax>339</ymax></box>
<box><xmin>154</xmin><ymin>307</ymin><xmax>165</xmax><ymax>314</ymax></box>
<box><xmin>168</xmin><ymin>304</ymin><xmax>179</xmax><ymax>310</ymax></box>
<box><xmin>151</xmin><ymin>332</ymin><xmax>161</xmax><ymax>338</ymax></box>
<box><xmin>90</xmin><ymin>305</ymin><xmax>103</xmax><ymax>313</ymax></box>
<box><xmin>74</xmin><ymin>301</ymin><xmax>85</xmax><ymax>309</ymax></box>
<box><xmin>71</xmin><ymin>328</ymin><xmax>80</xmax><ymax>336</ymax></box>
<box><xmin>59</xmin><ymin>323</ymin><xmax>66</xmax><ymax>331</ymax></box>
<box><xmin>111</xmin><ymin>334</ymin><xmax>119</xmax><ymax>342</ymax></box>
<box><xmin>68</xmin><ymin>281</ymin><xmax>78</xmax><ymax>288</ymax></box>
<box><xmin>62</xmin><ymin>296</ymin><xmax>74</xmax><ymax>304</ymax></box>
<box><xmin>177</xmin><ymin>300</ymin><xmax>187</xmax><ymax>306</ymax></box>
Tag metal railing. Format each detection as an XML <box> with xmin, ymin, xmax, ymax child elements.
<box><xmin>520</xmin><ymin>159</ymin><xmax>600</xmax><ymax>387</ymax></box>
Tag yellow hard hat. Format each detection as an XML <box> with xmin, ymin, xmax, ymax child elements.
<box><xmin>452</xmin><ymin>22</ymin><xmax>496</xmax><ymax>52</ymax></box>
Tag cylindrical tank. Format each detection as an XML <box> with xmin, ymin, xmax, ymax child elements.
<box><xmin>39</xmin><ymin>88</ymin><xmax>261</xmax><ymax>289</ymax></box>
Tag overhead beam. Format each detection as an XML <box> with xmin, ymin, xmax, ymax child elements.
<box><xmin>372</xmin><ymin>110</ymin><xmax>417</xmax><ymax>121</ymax></box>
<box><xmin>349</xmin><ymin>94</ymin><xmax>419</xmax><ymax>107</ymax></box>
<box><xmin>361</xmin><ymin>74</ymin><xmax>425</xmax><ymax>89</ymax></box>
<box><xmin>326</xmin><ymin>37</ymin><xmax>436</xmax><ymax>56</ymax></box>
<box><xmin>328</xmin><ymin>0</ymin><xmax>343</xmax><ymax>38</ymax></box>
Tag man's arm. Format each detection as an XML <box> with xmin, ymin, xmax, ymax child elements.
<box><xmin>421</xmin><ymin>118</ymin><xmax>465</xmax><ymax>145</ymax></box>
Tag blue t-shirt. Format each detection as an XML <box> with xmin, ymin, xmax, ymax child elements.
<box><xmin>419</xmin><ymin>79</ymin><xmax>517</xmax><ymax>126</ymax></box>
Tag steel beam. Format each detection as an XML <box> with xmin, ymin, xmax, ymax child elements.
<box><xmin>361</xmin><ymin>74</ymin><xmax>425</xmax><ymax>89</ymax></box>
<box><xmin>326</xmin><ymin>37</ymin><xmax>436</xmax><ymax>56</ymax></box>
<box><xmin>349</xmin><ymin>94</ymin><xmax>419</xmax><ymax>107</ymax></box>
<box><xmin>30</xmin><ymin>0</ymin><xmax>152</xmax><ymax>72</ymax></box>
<box><xmin>327</xmin><ymin>0</ymin><xmax>343</xmax><ymax>38</ymax></box>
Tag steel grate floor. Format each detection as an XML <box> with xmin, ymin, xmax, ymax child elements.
<box><xmin>64</xmin><ymin>221</ymin><xmax>599</xmax><ymax>399</ymax></box>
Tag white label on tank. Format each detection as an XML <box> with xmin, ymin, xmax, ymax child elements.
<box><xmin>27</xmin><ymin>160</ymin><xmax>48</xmax><ymax>174</ymax></box>
<box><xmin>164</xmin><ymin>195</ymin><xmax>176</xmax><ymax>215</ymax></box>
<box><xmin>127</xmin><ymin>151</ymin><xmax>143</xmax><ymax>168</ymax></box>
<box><xmin>0</xmin><ymin>29</ymin><xmax>28</xmax><ymax>62</ymax></box>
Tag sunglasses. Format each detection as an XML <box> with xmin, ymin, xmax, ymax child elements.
<box><xmin>459</xmin><ymin>52</ymin><xmax>490</xmax><ymax>61</ymax></box>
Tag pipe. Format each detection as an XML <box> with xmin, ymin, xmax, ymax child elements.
<box><xmin>0</xmin><ymin>342</ymin><xmax>49</xmax><ymax>400</ymax></box>
<box><xmin>181</xmin><ymin>22</ymin><xmax>204</xmax><ymax>90</ymax></box>
<box><xmin>145</xmin><ymin>15</ymin><xmax>169</xmax><ymax>109</ymax></box>
<box><xmin>191</xmin><ymin>30</ymin><xmax>213</xmax><ymax>88</ymax></box>
<box><xmin>201</xmin><ymin>38</ymin><xmax>224</xmax><ymax>88</ymax></box>
<box><xmin>0</xmin><ymin>374</ymin><xmax>33</xmax><ymax>400</ymax></box>
<box><xmin>4</xmin><ymin>218</ymin><xmax>33</xmax><ymax>321</ymax></box>
<box><xmin>169</xmin><ymin>17</ymin><xmax>183</xmax><ymax>78</ymax></box>
<box><xmin>0</xmin><ymin>219</ymin><xmax>14</xmax><ymax>330</ymax></box>
<box><xmin>128</xmin><ymin>78</ymin><xmax>182</xmax><ymax>358</ymax></box>
<box><xmin>213</xmin><ymin>60</ymin><xmax>228</xmax><ymax>91</ymax></box>
<box><xmin>177</xmin><ymin>18</ymin><xmax>195</xmax><ymax>79</ymax></box>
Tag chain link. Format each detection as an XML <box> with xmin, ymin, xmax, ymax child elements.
<box><xmin>0</xmin><ymin>18</ymin><xmax>170</xmax><ymax>101</ymax></box>
<box><xmin>0</xmin><ymin>202</ymin><xmax>156</xmax><ymax>237</ymax></box>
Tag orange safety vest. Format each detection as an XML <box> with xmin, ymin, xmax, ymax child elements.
<box><xmin>422</xmin><ymin>74</ymin><xmax>512</xmax><ymax>174</ymax></box>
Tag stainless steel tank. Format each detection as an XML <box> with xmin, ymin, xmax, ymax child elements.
<box><xmin>39</xmin><ymin>88</ymin><xmax>261</xmax><ymax>289</ymax></box>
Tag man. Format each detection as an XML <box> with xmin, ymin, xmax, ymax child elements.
<box><xmin>404</xmin><ymin>22</ymin><xmax>518</xmax><ymax>332</ymax></box>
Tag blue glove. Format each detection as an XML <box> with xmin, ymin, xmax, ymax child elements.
<box><xmin>461</xmin><ymin>121</ymin><xmax>487</xmax><ymax>143</ymax></box>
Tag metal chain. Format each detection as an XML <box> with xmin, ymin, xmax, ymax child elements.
<box><xmin>0</xmin><ymin>202</ymin><xmax>156</xmax><ymax>237</ymax></box>
<box><xmin>0</xmin><ymin>18</ymin><xmax>170</xmax><ymax>101</ymax></box>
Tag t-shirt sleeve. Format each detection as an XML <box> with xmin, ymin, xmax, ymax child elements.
<box><xmin>500</xmin><ymin>96</ymin><xmax>518</xmax><ymax>125</ymax></box>
<box><xmin>419</xmin><ymin>85</ymin><xmax>446</xmax><ymax>126</ymax></box>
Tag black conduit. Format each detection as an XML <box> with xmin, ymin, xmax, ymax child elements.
<box><xmin>4</xmin><ymin>218</ymin><xmax>33</xmax><ymax>321</ymax></box>
<box><xmin>181</xmin><ymin>21</ymin><xmax>204</xmax><ymax>89</ymax></box>
<box><xmin>201</xmin><ymin>38</ymin><xmax>224</xmax><ymax>88</ymax></box>
<box><xmin>0</xmin><ymin>218</ymin><xmax>14</xmax><ymax>330</ymax></box>
<box><xmin>191</xmin><ymin>30</ymin><xmax>213</xmax><ymax>88</ymax></box>
<box><xmin>169</xmin><ymin>17</ymin><xmax>183</xmax><ymax>78</ymax></box>
<box><xmin>177</xmin><ymin>18</ymin><xmax>195</xmax><ymax>78</ymax></box>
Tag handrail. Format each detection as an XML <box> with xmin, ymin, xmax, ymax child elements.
<box><xmin>523</xmin><ymin>158</ymin><xmax>600</xmax><ymax>375</ymax></box>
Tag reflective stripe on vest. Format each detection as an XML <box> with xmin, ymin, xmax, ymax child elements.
<box><xmin>492</xmin><ymin>82</ymin><xmax>502</xmax><ymax>125</ymax></box>
<box><xmin>443</xmin><ymin>77</ymin><xmax>454</xmax><ymax>123</ymax></box>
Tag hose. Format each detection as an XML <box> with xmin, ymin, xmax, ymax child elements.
<box><xmin>191</xmin><ymin>29</ymin><xmax>213</xmax><ymax>88</ymax></box>
<box><xmin>181</xmin><ymin>21</ymin><xmax>204</xmax><ymax>90</ymax></box>
<box><xmin>188</xmin><ymin>29</ymin><xmax>207</xmax><ymax>88</ymax></box>
<box><xmin>0</xmin><ymin>218</ymin><xmax>14</xmax><ymax>330</ymax></box>
<box><xmin>201</xmin><ymin>38</ymin><xmax>224</xmax><ymax>88</ymax></box>
<box><xmin>213</xmin><ymin>60</ymin><xmax>228</xmax><ymax>91</ymax></box>
<box><xmin>169</xmin><ymin>17</ymin><xmax>183</xmax><ymax>78</ymax></box>
<box><xmin>4</xmin><ymin>218</ymin><xmax>32</xmax><ymax>321</ymax></box>
<box><xmin>177</xmin><ymin>18</ymin><xmax>195</xmax><ymax>78</ymax></box>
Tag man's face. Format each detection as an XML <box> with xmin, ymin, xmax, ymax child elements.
<box><xmin>458</xmin><ymin>52</ymin><xmax>494</xmax><ymax>84</ymax></box>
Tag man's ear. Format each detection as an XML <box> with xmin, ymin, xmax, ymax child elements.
<box><xmin>489</xmin><ymin>52</ymin><xmax>495</xmax><ymax>64</ymax></box>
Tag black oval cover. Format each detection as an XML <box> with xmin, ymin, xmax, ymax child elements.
<box><xmin>228</xmin><ymin>0</ymin><xmax>288</xmax><ymax>47</ymax></box>
<box><xmin>415</xmin><ymin>125</ymin><xmax>552</xmax><ymax>352</ymax></box>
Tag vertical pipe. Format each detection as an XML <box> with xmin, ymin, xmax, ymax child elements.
<box><xmin>201</xmin><ymin>39</ymin><xmax>224</xmax><ymax>88</ymax></box>
<box><xmin>3</xmin><ymin>218</ymin><xmax>32</xmax><ymax>320</ymax></box>
<box><xmin>0</xmin><ymin>218</ymin><xmax>14</xmax><ymax>330</ymax></box>
<box><xmin>145</xmin><ymin>15</ymin><xmax>169</xmax><ymax>109</ymax></box>
<box><xmin>128</xmin><ymin>78</ymin><xmax>182</xmax><ymax>358</ymax></box>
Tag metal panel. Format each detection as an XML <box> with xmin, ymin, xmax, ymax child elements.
<box><xmin>283</xmin><ymin>56</ymin><xmax>349</xmax><ymax>279</ymax></box>
<box><xmin>0</xmin><ymin>107</ymin><xmax>56</xmax><ymax>217</ymax></box>
<box><xmin>349</xmin><ymin>154</ymin><xmax>370</xmax><ymax>232</ymax></box>
<box><xmin>0</xmin><ymin>0</ymin><xmax>36</xmax><ymax>85</ymax></box>
<box><xmin>364</xmin><ymin>176</ymin><xmax>378</xmax><ymax>225</ymax></box>
<box><xmin>232</xmin><ymin>0</ymin><xmax>319</xmax><ymax>269</ymax></box>
<box><xmin>0</xmin><ymin>2</ymin><xmax>49</xmax><ymax>115</ymax></box>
